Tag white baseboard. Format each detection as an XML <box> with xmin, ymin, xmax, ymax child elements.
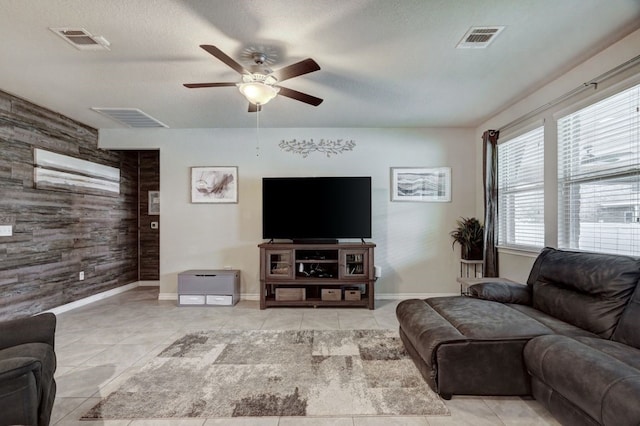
<box><xmin>44</xmin><ymin>282</ymin><xmax>140</xmax><ymax>315</ymax></box>
<box><xmin>158</xmin><ymin>292</ymin><xmax>178</xmax><ymax>301</ymax></box>
<box><xmin>241</xmin><ymin>293</ymin><xmax>260</xmax><ymax>301</ymax></box>
<box><xmin>44</xmin><ymin>287</ymin><xmax>461</xmax><ymax>315</ymax></box>
<box><xmin>377</xmin><ymin>292</ymin><xmax>459</xmax><ymax>300</ymax></box>
<box><xmin>159</xmin><ymin>292</ymin><xmax>458</xmax><ymax>302</ymax></box>
<box><xmin>159</xmin><ymin>293</ymin><xmax>260</xmax><ymax>301</ymax></box>
<box><xmin>138</xmin><ymin>280</ymin><xmax>160</xmax><ymax>287</ymax></box>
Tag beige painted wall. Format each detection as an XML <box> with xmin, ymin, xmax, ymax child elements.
<box><xmin>99</xmin><ymin>127</ymin><xmax>476</xmax><ymax>299</ymax></box>
<box><xmin>98</xmin><ymin>30</ymin><xmax>640</xmax><ymax>296</ymax></box>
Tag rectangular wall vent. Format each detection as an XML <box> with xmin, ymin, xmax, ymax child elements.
<box><xmin>91</xmin><ymin>108</ymin><xmax>169</xmax><ymax>128</ymax></box>
<box><xmin>456</xmin><ymin>26</ymin><xmax>505</xmax><ymax>49</ymax></box>
<box><xmin>50</xmin><ymin>28</ymin><xmax>110</xmax><ymax>51</ymax></box>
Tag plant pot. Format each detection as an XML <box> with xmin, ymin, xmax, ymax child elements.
<box><xmin>462</xmin><ymin>244</ymin><xmax>483</xmax><ymax>260</ymax></box>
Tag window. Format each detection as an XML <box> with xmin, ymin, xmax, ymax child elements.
<box><xmin>557</xmin><ymin>83</ymin><xmax>640</xmax><ymax>256</ymax></box>
<box><xmin>497</xmin><ymin>126</ymin><xmax>545</xmax><ymax>249</ymax></box>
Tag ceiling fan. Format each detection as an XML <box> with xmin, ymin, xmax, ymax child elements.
<box><xmin>184</xmin><ymin>45</ymin><xmax>323</xmax><ymax>112</ymax></box>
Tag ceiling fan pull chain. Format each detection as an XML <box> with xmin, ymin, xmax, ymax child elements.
<box><xmin>256</xmin><ymin>106</ymin><xmax>260</xmax><ymax>157</ymax></box>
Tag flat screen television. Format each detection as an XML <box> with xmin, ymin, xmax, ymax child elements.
<box><xmin>262</xmin><ymin>176</ymin><xmax>372</xmax><ymax>241</ymax></box>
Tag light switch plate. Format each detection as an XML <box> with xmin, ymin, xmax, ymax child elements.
<box><xmin>0</xmin><ymin>225</ymin><xmax>12</xmax><ymax>237</ymax></box>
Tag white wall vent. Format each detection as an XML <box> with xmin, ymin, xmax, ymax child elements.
<box><xmin>456</xmin><ymin>26</ymin><xmax>505</xmax><ymax>49</ymax></box>
<box><xmin>50</xmin><ymin>28</ymin><xmax>110</xmax><ymax>51</ymax></box>
<box><xmin>91</xmin><ymin>108</ymin><xmax>169</xmax><ymax>128</ymax></box>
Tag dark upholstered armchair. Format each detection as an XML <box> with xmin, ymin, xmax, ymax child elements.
<box><xmin>0</xmin><ymin>313</ymin><xmax>57</xmax><ymax>426</ymax></box>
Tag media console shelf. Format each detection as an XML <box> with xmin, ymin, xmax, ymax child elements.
<box><xmin>258</xmin><ymin>242</ymin><xmax>376</xmax><ymax>309</ymax></box>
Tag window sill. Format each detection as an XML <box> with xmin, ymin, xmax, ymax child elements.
<box><xmin>497</xmin><ymin>246</ymin><xmax>542</xmax><ymax>258</ymax></box>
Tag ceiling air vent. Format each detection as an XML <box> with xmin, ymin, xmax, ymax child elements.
<box><xmin>456</xmin><ymin>26</ymin><xmax>505</xmax><ymax>49</ymax></box>
<box><xmin>50</xmin><ymin>27</ymin><xmax>110</xmax><ymax>51</ymax></box>
<box><xmin>91</xmin><ymin>108</ymin><xmax>169</xmax><ymax>128</ymax></box>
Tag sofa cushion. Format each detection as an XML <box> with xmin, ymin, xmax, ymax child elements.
<box><xmin>396</xmin><ymin>296</ymin><xmax>553</xmax><ymax>371</ymax></box>
<box><xmin>397</xmin><ymin>297</ymin><xmax>548</xmax><ymax>397</ymax></box>
<box><xmin>612</xmin><ymin>283</ymin><xmax>640</xmax><ymax>349</ymax></box>
<box><xmin>527</xmin><ymin>248</ymin><xmax>640</xmax><ymax>338</ymax></box>
<box><xmin>507</xmin><ymin>304</ymin><xmax>599</xmax><ymax>338</ymax></box>
<box><xmin>525</xmin><ymin>335</ymin><xmax>640</xmax><ymax>426</ymax></box>
<box><xmin>468</xmin><ymin>281</ymin><xmax>532</xmax><ymax>305</ymax></box>
<box><xmin>426</xmin><ymin>296</ymin><xmax>552</xmax><ymax>339</ymax></box>
<box><xmin>572</xmin><ymin>336</ymin><xmax>640</xmax><ymax>370</ymax></box>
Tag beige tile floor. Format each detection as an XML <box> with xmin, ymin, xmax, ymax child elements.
<box><xmin>51</xmin><ymin>287</ymin><xmax>560</xmax><ymax>425</ymax></box>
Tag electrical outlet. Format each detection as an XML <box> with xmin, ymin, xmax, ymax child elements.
<box><xmin>374</xmin><ymin>265</ymin><xmax>382</xmax><ymax>278</ymax></box>
<box><xmin>79</xmin><ymin>271</ymin><xmax>85</xmax><ymax>280</ymax></box>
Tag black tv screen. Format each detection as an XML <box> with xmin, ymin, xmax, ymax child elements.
<box><xmin>262</xmin><ymin>177</ymin><xmax>372</xmax><ymax>240</ymax></box>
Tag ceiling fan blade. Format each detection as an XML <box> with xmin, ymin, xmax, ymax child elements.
<box><xmin>277</xmin><ymin>86</ymin><xmax>323</xmax><ymax>106</ymax></box>
<box><xmin>200</xmin><ymin>45</ymin><xmax>249</xmax><ymax>75</ymax></box>
<box><xmin>248</xmin><ymin>103</ymin><xmax>262</xmax><ymax>113</ymax></box>
<box><xmin>183</xmin><ymin>82</ymin><xmax>237</xmax><ymax>88</ymax></box>
<box><xmin>272</xmin><ymin>58</ymin><xmax>320</xmax><ymax>82</ymax></box>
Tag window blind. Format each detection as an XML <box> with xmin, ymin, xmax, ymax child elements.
<box><xmin>497</xmin><ymin>126</ymin><xmax>545</xmax><ymax>249</ymax></box>
<box><xmin>557</xmin><ymin>83</ymin><xmax>640</xmax><ymax>256</ymax></box>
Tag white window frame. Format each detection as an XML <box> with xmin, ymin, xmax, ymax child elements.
<box><xmin>497</xmin><ymin>123</ymin><xmax>545</xmax><ymax>251</ymax></box>
<box><xmin>556</xmin><ymin>82</ymin><xmax>640</xmax><ymax>256</ymax></box>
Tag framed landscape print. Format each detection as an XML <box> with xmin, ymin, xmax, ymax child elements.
<box><xmin>390</xmin><ymin>167</ymin><xmax>451</xmax><ymax>202</ymax></box>
<box><xmin>191</xmin><ymin>166</ymin><xmax>238</xmax><ymax>203</ymax></box>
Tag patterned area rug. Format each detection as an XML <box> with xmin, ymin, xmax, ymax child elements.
<box><xmin>82</xmin><ymin>329</ymin><xmax>450</xmax><ymax>419</ymax></box>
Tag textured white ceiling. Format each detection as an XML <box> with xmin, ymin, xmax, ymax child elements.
<box><xmin>0</xmin><ymin>0</ymin><xmax>638</xmax><ymax>129</ymax></box>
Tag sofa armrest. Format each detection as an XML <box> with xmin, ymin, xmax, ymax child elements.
<box><xmin>0</xmin><ymin>313</ymin><xmax>56</xmax><ymax>351</ymax></box>
<box><xmin>0</xmin><ymin>357</ymin><xmax>41</xmax><ymax>426</ymax></box>
<box><xmin>0</xmin><ymin>357</ymin><xmax>42</xmax><ymax>382</ymax></box>
<box><xmin>469</xmin><ymin>281</ymin><xmax>532</xmax><ymax>305</ymax></box>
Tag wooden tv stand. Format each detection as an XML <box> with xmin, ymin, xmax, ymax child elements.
<box><xmin>258</xmin><ymin>242</ymin><xmax>376</xmax><ymax>309</ymax></box>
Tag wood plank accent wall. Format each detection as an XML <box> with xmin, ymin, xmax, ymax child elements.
<box><xmin>0</xmin><ymin>90</ymin><xmax>139</xmax><ymax>320</ymax></box>
<box><xmin>138</xmin><ymin>150</ymin><xmax>160</xmax><ymax>280</ymax></box>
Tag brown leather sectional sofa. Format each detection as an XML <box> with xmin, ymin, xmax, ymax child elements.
<box><xmin>396</xmin><ymin>247</ymin><xmax>640</xmax><ymax>426</ymax></box>
<box><xmin>0</xmin><ymin>313</ymin><xmax>57</xmax><ymax>426</ymax></box>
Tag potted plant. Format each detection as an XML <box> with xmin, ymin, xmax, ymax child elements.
<box><xmin>450</xmin><ymin>217</ymin><xmax>484</xmax><ymax>260</ymax></box>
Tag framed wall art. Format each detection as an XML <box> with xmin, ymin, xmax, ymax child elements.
<box><xmin>390</xmin><ymin>167</ymin><xmax>451</xmax><ymax>202</ymax></box>
<box><xmin>191</xmin><ymin>166</ymin><xmax>238</xmax><ymax>204</ymax></box>
<box><xmin>33</xmin><ymin>148</ymin><xmax>120</xmax><ymax>197</ymax></box>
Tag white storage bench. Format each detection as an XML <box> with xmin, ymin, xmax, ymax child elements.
<box><xmin>177</xmin><ymin>269</ymin><xmax>240</xmax><ymax>306</ymax></box>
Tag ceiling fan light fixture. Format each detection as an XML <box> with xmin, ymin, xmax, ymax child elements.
<box><xmin>237</xmin><ymin>81</ymin><xmax>280</xmax><ymax>105</ymax></box>
<box><xmin>184</xmin><ymin>45</ymin><xmax>322</xmax><ymax>110</ymax></box>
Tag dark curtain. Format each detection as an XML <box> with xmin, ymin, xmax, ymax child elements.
<box><xmin>482</xmin><ymin>130</ymin><xmax>499</xmax><ymax>277</ymax></box>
